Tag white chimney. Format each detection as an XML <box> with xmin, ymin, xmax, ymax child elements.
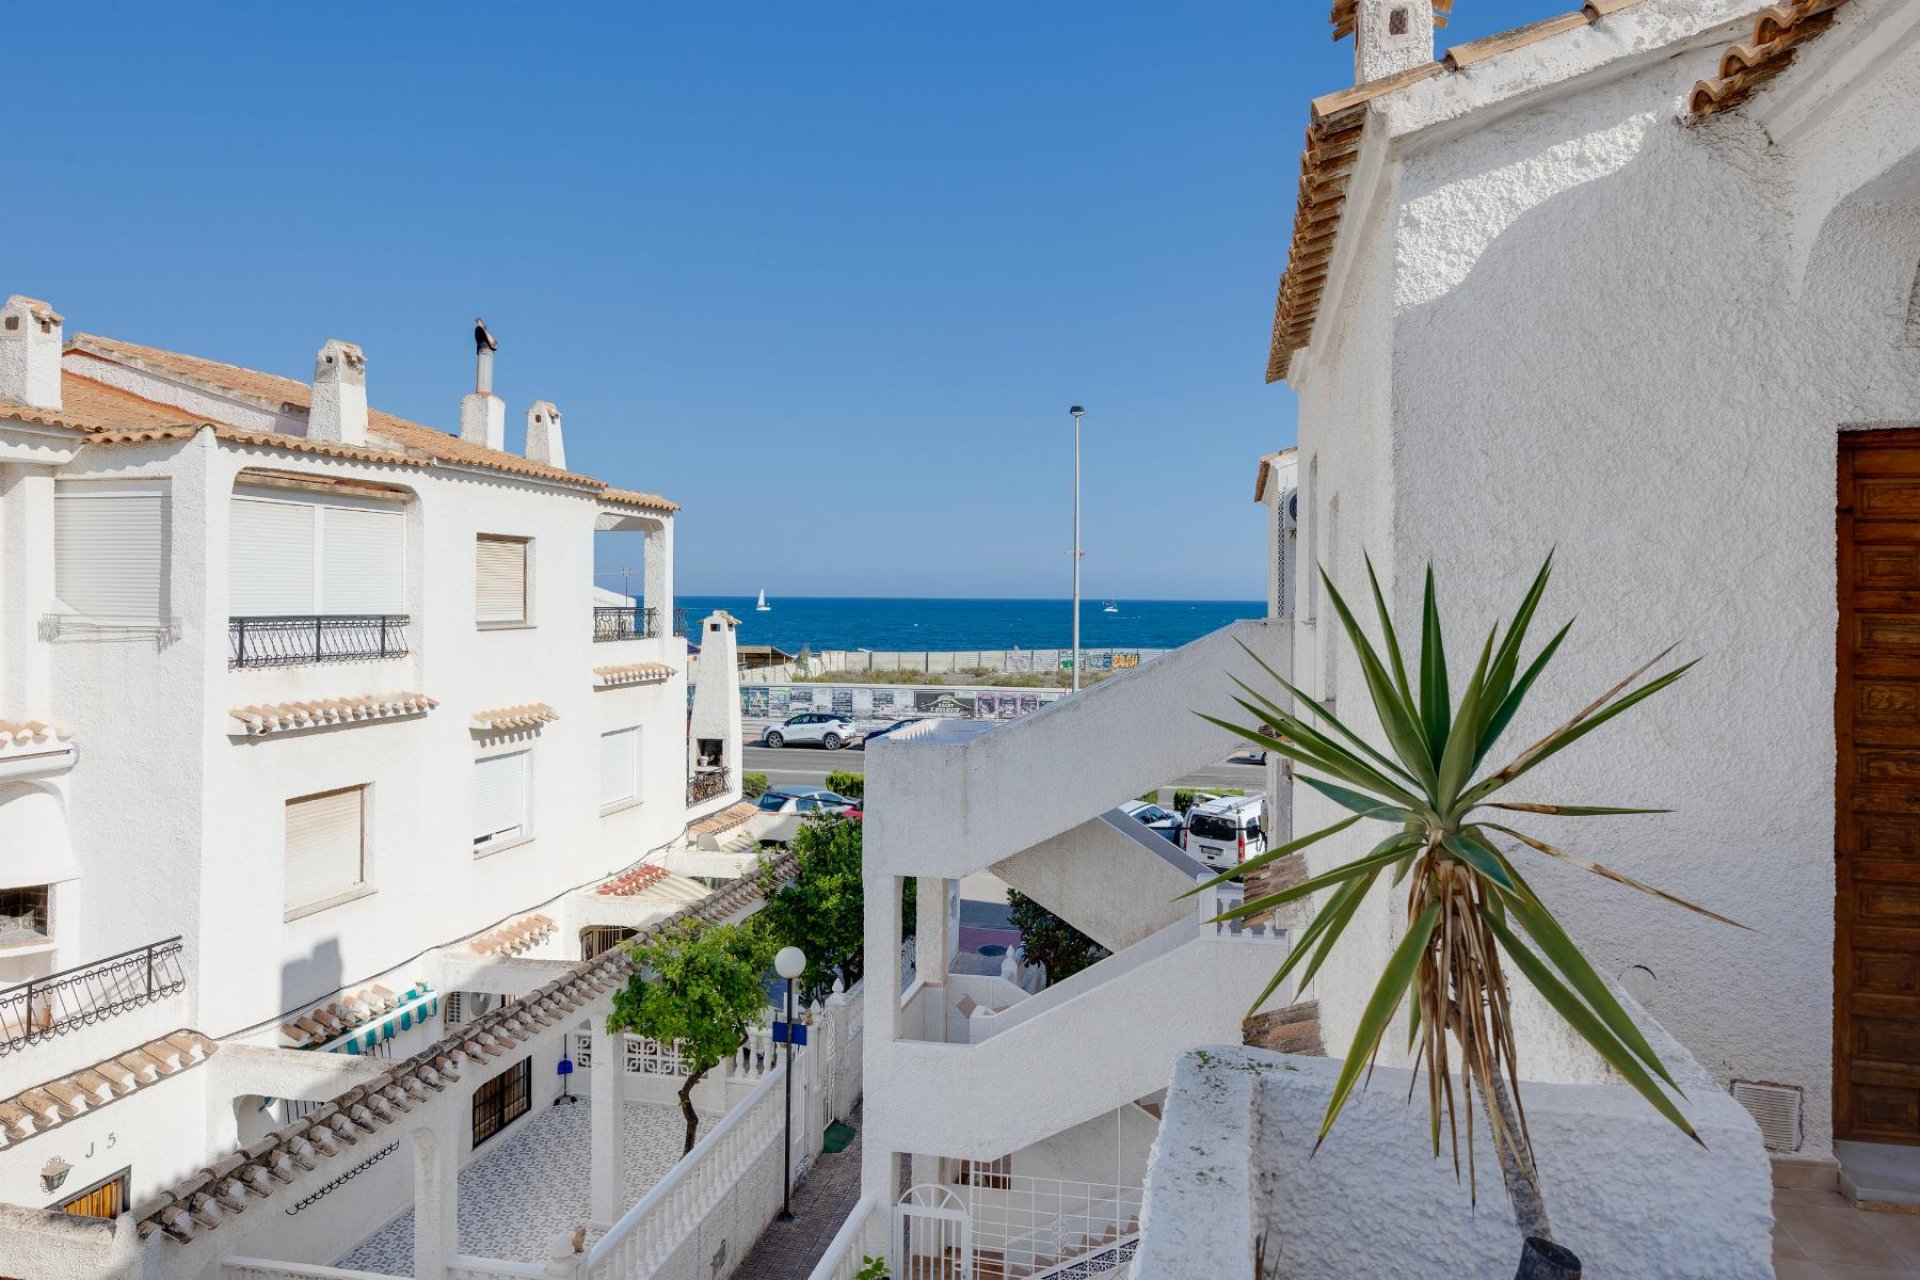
<box><xmin>1354</xmin><ymin>0</ymin><xmax>1439</xmax><ymax>83</ymax></box>
<box><xmin>525</xmin><ymin>401</ymin><xmax>565</xmax><ymax>469</ymax></box>
<box><xmin>461</xmin><ymin>391</ymin><xmax>505</xmax><ymax>451</ymax></box>
<box><xmin>0</xmin><ymin>295</ymin><xmax>64</xmax><ymax>411</ymax></box>
<box><xmin>309</xmin><ymin>339</ymin><xmax>368</xmax><ymax>445</ymax></box>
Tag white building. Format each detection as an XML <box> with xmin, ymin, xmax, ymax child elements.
<box><xmin>820</xmin><ymin>1</ymin><xmax>1920</xmax><ymax>1276</ymax></box>
<box><xmin>0</xmin><ymin>296</ymin><xmax>787</xmax><ymax>1278</ymax></box>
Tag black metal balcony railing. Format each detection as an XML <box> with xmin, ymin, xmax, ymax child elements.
<box><xmin>230</xmin><ymin>615</ymin><xmax>411</xmax><ymax>668</ymax></box>
<box><xmin>673</xmin><ymin>607</ymin><xmax>690</xmax><ymax>639</ymax></box>
<box><xmin>593</xmin><ymin>605</ymin><xmax>661</xmax><ymax>642</ymax></box>
<box><xmin>0</xmin><ymin>937</ymin><xmax>186</xmax><ymax>1055</ymax></box>
<box><xmin>687</xmin><ymin>767</ymin><xmax>731</xmax><ymax>806</ymax></box>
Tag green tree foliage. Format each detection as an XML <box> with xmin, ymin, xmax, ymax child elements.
<box><xmin>824</xmin><ymin>770</ymin><xmax>865</xmax><ymax>802</ymax></box>
<box><xmin>742</xmin><ymin>772</ymin><xmax>770</xmax><ymax>799</ymax></box>
<box><xmin>1006</xmin><ymin>889</ymin><xmax>1108</xmax><ymax>983</ymax></box>
<box><xmin>758</xmin><ymin>814</ymin><xmax>867</xmax><ymax>999</ymax></box>
<box><xmin>608</xmin><ymin>920</ymin><xmax>776</xmax><ymax>1153</ymax></box>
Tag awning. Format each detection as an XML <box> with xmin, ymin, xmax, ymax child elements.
<box><xmin>0</xmin><ymin>786</ymin><xmax>80</xmax><ymax>889</ymax></box>
<box><xmin>317</xmin><ymin>985</ymin><xmax>440</xmax><ymax>1056</ymax></box>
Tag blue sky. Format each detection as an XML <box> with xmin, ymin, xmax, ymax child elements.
<box><xmin>13</xmin><ymin>1</ymin><xmax>1549</xmax><ymax>600</ymax></box>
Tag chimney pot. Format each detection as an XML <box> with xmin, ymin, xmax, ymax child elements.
<box><xmin>1353</xmin><ymin>0</ymin><xmax>1436</xmax><ymax>83</ymax></box>
<box><xmin>524</xmin><ymin>400</ymin><xmax>565</xmax><ymax>469</ymax></box>
<box><xmin>308</xmin><ymin>339</ymin><xmax>368</xmax><ymax>445</ymax></box>
<box><xmin>0</xmin><ymin>295</ymin><xmax>64</xmax><ymax>411</ymax></box>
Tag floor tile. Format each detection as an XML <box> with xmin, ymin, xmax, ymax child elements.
<box><xmin>1867</xmin><ymin>1212</ymin><xmax>1920</xmax><ymax>1268</ymax></box>
<box><xmin>1771</xmin><ymin>1262</ymin><xmax>1825</xmax><ymax>1280</ymax></box>
<box><xmin>1777</xmin><ymin>1219</ymin><xmax>1808</xmax><ymax>1260</ymax></box>
<box><xmin>1777</xmin><ymin>1204</ymin><xmax>1910</xmax><ymax>1269</ymax></box>
<box><xmin>1808</xmin><ymin>1266</ymin><xmax>1920</xmax><ymax>1279</ymax></box>
<box><xmin>1781</xmin><ymin>1188</ymin><xmax>1858</xmax><ymax>1207</ymax></box>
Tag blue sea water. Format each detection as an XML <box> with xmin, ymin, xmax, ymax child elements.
<box><xmin>672</xmin><ymin>596</ymin><xmax>1264</xmax><ymax>654</ymax></box>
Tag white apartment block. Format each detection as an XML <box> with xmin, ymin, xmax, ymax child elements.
<box><xmin>828</xmin><ymin>2</ymin><xmax>1920</xmax><ymax>1277</ymax></box>
<box><xmin>0</xmin><ymin>295</ymin><xmax>808</xmax><ymax>1279</ymax></box>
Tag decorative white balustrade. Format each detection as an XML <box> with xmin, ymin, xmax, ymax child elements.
<box><xmin>1194</xmin><ymin>873</ymin><xmax>1285</xmax><ymax>942</ymax></box>
<box><xmin>223</xmin><ymin>1259</ymin><xmax>396</xmax><ymax>1280</ymax></box>
<box><xmin>446</xmin><ymin>1257</ymin><xmax>551</xmax><ymax>1279</ymax></box>
<box><xmin>807</xmin><ymin>1196</ymin><xmax>888</xmax><ymax>1280</ymax></box>
<box><xmin>584</xmin><ymin>1056</ymin><xmax>791</xmax><ymax>1280</ymax></box>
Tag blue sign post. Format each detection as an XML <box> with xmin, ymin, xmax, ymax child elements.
<box><xmin>771</xmin><ymin>1021</ymin><xmax>808</xmax><ymax>1047</ymax></box>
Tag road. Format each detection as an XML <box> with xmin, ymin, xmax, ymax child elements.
<box><xmin>741</xmin><ymin>740</ymin><xmax>1267</xmax><ymax>795</ymax></box>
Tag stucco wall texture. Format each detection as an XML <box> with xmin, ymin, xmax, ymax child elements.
<box><xmin>1286</xmin><ymin>0</ymin><xmax>1920</xmax><ymax>1163</ymax></box>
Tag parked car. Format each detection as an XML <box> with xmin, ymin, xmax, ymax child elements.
<box><xmin>1181</xmin><ymin>794</ymin><xmax>1268</xmax><ymax>872</ymax></box>
<box><xmin>763</xmin><ymin>712</ymin><xmax>855</xmax><ymax>750</ymax></box>
<box><xmin>862</xmin><ymin>717</ymin><xmax>927</xmax><ymax>746</ymax></box>
<box><xmin>1120</xmin><ymin>799</ymin><xmax>1184</xmax><ymax>844</ymax></box>
<box><xmin>754</xmin><ymin>786</ymin><xmax>861</xmax><ymax>846</ymax></box>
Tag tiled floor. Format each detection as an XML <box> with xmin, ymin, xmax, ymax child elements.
<box><xmin>336</xmin><ymin>1098</ymin><xmax>715</xmax><ymax>1274</ymax></box>
<box><xmin>730</xmin><ymin>1104</ymin><xmax>866</xmax><ymax>1280</ymax></box>
<box><xmin>1775</xmin><ymin>1185</ymin><xmax>1920</xmax><ymax>1278</ymax></box>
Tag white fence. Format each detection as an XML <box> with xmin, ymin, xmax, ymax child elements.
<box><xmin>964</xmin><ymin>1176</ymin><xmax>1143</xmax><ymax>1279</ymax></box>
<box><xmin>807</xmin><ymin>1196</ymin><xmax>888</xmax><ymax>1280</ymax></box>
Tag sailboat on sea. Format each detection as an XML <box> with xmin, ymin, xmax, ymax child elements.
<box><xmin>1102</xmin><ymin>601</ymin><xmax>1119</xmax><ymax>614</ymax></box>
<box><xmin>756</xmin><ymin>589</ymin><xmax>772</xmax><ymax>612</ymax></box>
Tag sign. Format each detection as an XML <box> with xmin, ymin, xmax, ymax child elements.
<box><xmin>771</xmin><ymin>1021</ymin><xmax>809</xmax><ymax>1046</ymax></box>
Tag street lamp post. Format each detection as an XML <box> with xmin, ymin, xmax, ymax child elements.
<box><xmin>1069</xmin><ymin>406</ymin><xmax>1085</xmax><ymax>694</ymax></box>
<box><xmin>775</xmin><ymin>945</ymin><xmax>807</xmax><ymax>1222</ymax></box>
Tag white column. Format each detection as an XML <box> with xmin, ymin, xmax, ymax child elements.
<box><xmin>590</xmin><ymin>1024</ymin><xmax>626</xmax><ymax>1227</ymax></box>
<box><xmin>413</xmin><ymin>1113</ymin><xmax>461</xmax><ymax>1280</ymax></box>
<box><xmin>915</xmin><ymin>876</ymin><xmax>951</xmax><ymax>986</ymax></box>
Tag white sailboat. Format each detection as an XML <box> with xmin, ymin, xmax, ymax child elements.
<box><xmin>1102</xmin><ymin>600</ymin><xmax>1119</xmax><ymax>613</ymax></box>
<box><xmin>756</xmin><ymin>589</ymin><xmax>772</xmax><ymax>612</ymax></box>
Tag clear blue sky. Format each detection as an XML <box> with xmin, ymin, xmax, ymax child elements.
<box><xmin>13</xmin><ymin>1</ymin><xmax>1548</xmax><ymax>600</ymax></box>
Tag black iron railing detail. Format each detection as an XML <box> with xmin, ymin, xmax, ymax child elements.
<box><xmin>229</xmin><ymin>615</ymin><xmax>411</xmax><ymax>668</ymax></box>
<box><xmin>593</xmin><ymin>605</ymin><xmax>660</xmax><ymax>642</ymax></box>
<box><xmin>687</xmin><ymin>768</ymin><xmax>731</xmax><ymax>806</ymax></box>
<box><xmin>0</xmin><ymin>937</ymin><xmax>186</xmax><ymax>1055</ymax></box>
<box><xmin>673</xmin><ymin>607</ymin><xmax>690</xmax><ymax>639</ymax></box>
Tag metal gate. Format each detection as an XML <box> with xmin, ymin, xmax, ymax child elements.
<box><xmin>894</xmin><ymin>1183</ymin><xmax>971</xmax><ymax>1279</ymax></box>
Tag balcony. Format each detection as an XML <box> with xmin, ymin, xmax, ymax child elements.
<box><xmin>593</xmin><ymin>605</ymin><xmax>663</xmax><ymax>642</ymax></box>
<box><xmin>0</xmin><ymin>936</ymin><xmax>186</xmax><ymax>1055</ymax></box>
<box><xmin>229</xmin><ymin>615</ymin><xmax>411</xmax><ymax>668</ymax></box>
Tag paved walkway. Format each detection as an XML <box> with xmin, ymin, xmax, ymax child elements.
<box><xmin>1775</xmin><ymin>1184</ymin><xmax>1920</xmax><ymax>1278</ymax></box>
<box><xmin>730</xmin><ymin>1103</ymin><xmax>867</xmax><ymax>1280</ymax></box>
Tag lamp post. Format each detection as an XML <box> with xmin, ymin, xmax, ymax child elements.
<box><xmin>775</xmin><ymin>945</ymin><xmax>807</xmax><ymax>1222</ymax></box>
<box><xmin>1069</xmin><ymin>405</ymin><xmax>1085</xmax><ymax>694</ymax></box>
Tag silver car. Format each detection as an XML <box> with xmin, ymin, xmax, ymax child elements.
<box><xmin>763</xmin><ymin>712</ymin><xmax>854</xmax><ymax>750</ymax></box>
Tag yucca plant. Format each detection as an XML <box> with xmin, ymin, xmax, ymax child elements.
<box><xmin>1198</xmin><ymin>554</ymin><xmax>1742</xmax><ymax>1263</ymax></box>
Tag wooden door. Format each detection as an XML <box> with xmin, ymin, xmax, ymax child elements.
<box><xmin>1837</xmin><ymin>430</ymin><xmax>1920</xmax><ymax>1142</ymax></box>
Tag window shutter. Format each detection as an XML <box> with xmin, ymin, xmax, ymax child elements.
<box><xmin>285</xmin><ymin>788</ymin><xmax>365</xmax><ymax>910</ymax></box>
<box><xmin>230</xmin><ymin>497</ymin><xmax>317</xmax><ymax>616</ymax></box>
<box><xmin>476</xmin><ymin>537</ymin><xmax>527</xmax><ymax>623</ymax></box>
<box><xmin>55</xmin><ymin>486</ymin><xmax>168</xmax><ymax>621</ymax></box>
<box><xmin>600</xmin><ymin>728</ymin><xmax>639</xmax><ymax>807</ymax></box>
<box><xmin>322</xmin><ymin>506</ymin><xmax>406</xmax><ymax>613</ymax></box>
<box><xmin>474</xmin><ymin>752</ymin><xmax>528</xmax><ymax>847</ymax></box>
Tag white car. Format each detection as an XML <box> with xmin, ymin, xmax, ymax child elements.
<box><xmin>1182</xmin><ymin>794</ymin><xmax>1268</xmax><ymax>872</ymax></box>
<box><xmin>763</xmin><ymin>712</ymin><xmax>855</xmax><ymax>750</ymax></box>
<box><xmin>1120</xmin><ymin>799</ymin><xmax>1185</xmax><ymax>844</ymax></box>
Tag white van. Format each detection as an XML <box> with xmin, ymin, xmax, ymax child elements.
<box><xmin>1182</xmin><ymin>794</ymin><xmax>1268</xmax><ymax>872</ymax></box>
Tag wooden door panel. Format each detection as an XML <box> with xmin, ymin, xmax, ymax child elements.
<box><xmin>1839</xmin><ymin>431</ymin><xmax>1920</xmax><ymax>1143</ymax></box>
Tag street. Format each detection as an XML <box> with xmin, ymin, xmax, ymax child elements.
<box><xmin>740</xmin><ymin>739</ymin><xmax>1268</xmax><ymax>794</ymax></box>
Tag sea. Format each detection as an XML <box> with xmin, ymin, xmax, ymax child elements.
<box><xmin>672</xmin><ymin>596</ymin><xmax>1265</xmax><ymax>654</ymax></box>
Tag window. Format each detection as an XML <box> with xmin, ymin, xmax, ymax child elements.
<box><xmin>471</xmin><ymin>1057</ymin><xmax>532</xmax><ymax>1147</ymax></box>
<box><xmin>0</xmin><ymin>886</ymin><xmax>49</xmax><ymax>945</ymax></box>
<box><xmin>55</xmin><ymin>1168</ymin><xmax>130</xmax><ymax>1219</ymax></box>
<box><xmin>476</xmin><ymin>535</ymin><xmax>530</xmax><ymax>625</ymax></box>
<box><xmin>55</xmin><ymin>482</ymin><xmax>169</xmax><ymax>622</ymax></box>
<box><xmin>285</xmin><ymin>787</ymin><xmax>368</xmax><ymax>914</ymax></box>
<box><xmin>230</xmin><ymin>491</ymin><xmax>406</xmax><ymax>616</ymax></box>
<box><xmin>600</xmin><ymin>728</ymin><xmax>640</xmax><ymax>809</ymax></box>
<box><xmin>474</xmin><ymin>751</ymin><xmax>529</xmax><ymax>850</ymax></box>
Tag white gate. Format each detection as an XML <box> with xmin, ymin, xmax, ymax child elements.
<box><xmin>894</xmin><ymin>1183</ymin><xmax>971</xmax><ymax>1279</ymax></box>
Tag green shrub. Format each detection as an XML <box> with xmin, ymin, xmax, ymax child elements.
<box><xmin>824</xmin><ymin>771</ymin><xmax>865</xmax><ymax>802</ymax></box>
<box><xmin>1172</xmin><ymin>786</ymin><xmax>1246</xmax><ymax>815</ymax></box>
<box><xmin>742</xmin><ymin>773</ymin><xmax>770</xmax><ymax>799</ymax></box>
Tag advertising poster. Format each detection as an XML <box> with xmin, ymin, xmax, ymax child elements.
<box><xmin>742</xmin><ymin>688</ymin><xmax>770</xmax><ymax>718</ymax></box>
<box><xmin>872</xmin><ymin>689</ymin><xmax>897</xmax><ymax>712</ymax></box>
<box><xmin>1113</xmin><ymin>652</ymin><xmax>1140</xmax><ymax>670</ymax></box>
<box><xmin>771</xmin><ymin>687</ymin><xmax>792</xmax><ymax>716</ymax></box>
<box><xmin>1019</xmin><ymin>694</ymin><xmax>1039</xmax><ymax>716</ymax></box>
<box><xmin>788</xmin><ymin>687</ymin><xmax>816</xmax><ymax>709</ymax></box>
<box><xmin>996</xmin><ymin>695</ymin><xmax>1020</xmax><ymax>720</ymax></box>
<box><xmin>832</xmin><ymin>688</ymin><xmax>855</xmax><ymax>716</ymax></box>
<box><xmin>915</xmin><ymin>690</ymin><xmax>976</xmax><ymax>717</ymax></box>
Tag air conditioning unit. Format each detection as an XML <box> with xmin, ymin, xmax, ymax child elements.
<box><xmin>445</xmin><ymin>990</ymin><xmax>495</xmax><ymax>1027</ymax></box>
<box><xmin>1731</xmin><ymin>1079</ymin><xmax>1803</xmax><ymax>1152</ymax></box>
<box><xmin>1281</xmin><ymin>488</ymin><xmax>1299</xmax><ymax>531</ymax></box>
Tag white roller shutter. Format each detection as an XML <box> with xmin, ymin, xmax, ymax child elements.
<box><xmin>600</xmin><ymin>728</ymin><xmax>639</xmax><ymax>807</ymax></box>
<box><xmin>322</xmin><ymin>506</ymin><xmax>406</xmax><ymax>613</ymax></box>
<box><xmin>285</xmin><ymin>787</ymin><xmax>366</xmax><ymax>911</ymax></box>
<box><xmin>476</xmin><ymin>536</ymin><xmax>528</xmax><ymax>624</ymax></box>
<box><xmin>229</xmin><ymin>497</ymin><xmax>317</xmax><ymax>616</ymax></box>
<box><xmin>474</xmin><ymin>752</ymin><xmax>528</xmax><ymax>848</ymax></box>
<box><xmin>55</xmin><ymin>484</ymin><xmax>168</xmax><ymax>621</ymax></box>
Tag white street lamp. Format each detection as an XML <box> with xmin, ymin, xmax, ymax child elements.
<box><xmin>775</xmin><ymin>945</ymin><xmax>807</xmax><ymax>1222</ymax></box>
<box><xmin>1069</xmin><ymin>406</ymin><xmax>1086</xmax><ymax>694</ymax></box>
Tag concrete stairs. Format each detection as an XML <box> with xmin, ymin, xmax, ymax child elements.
<box><xmin>1243</xmin><ymin>999</ymin><xmax>1325</xmax><ymax>1056</ymax></box>
<box><xmin>974</xmin><ymin>1219</ymin><xmax>1142</xmax><ymax>1280</ymax></box>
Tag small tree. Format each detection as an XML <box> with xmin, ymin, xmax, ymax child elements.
<box><xmin>1006</xmin><ymin>889</ymin><xmax>1108</xmax><ymax>983</ymax></box>
<box><xmin>758</xmin><ymin>814</ymin><xmax>867</xmax><ymax>999</ymax></box>
<box><xmin>824</xmin><ymin>770</ymin><xmax>865</xmax><ymax>802</ymax></box>
<box><xmin>608</xmin><ymin>920</ymin><xmax>776</xmax><ymax>1153</ymax></box>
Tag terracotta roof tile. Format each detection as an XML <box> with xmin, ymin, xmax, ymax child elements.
<box><xmin>470</xmin><ymin>703</ymin><xmax>559</xmax><ymax>733</ymax></box>
<box><xmin>1252</xmin><ymin>448</ymin><xmax>1298</xmax><ymax>504</ymax></box>
<box><xmin>469</xmin><ymin>914</ymin><xmax>557</xmax><ymax>957</ymax></box>
<box><xmin>592</xmin><ymin>662</ymin><xmax>676</xmax><ymax>688</ymax></box>
<box><xmin>230</xmin><ymin>693</ymin><xmax>437</xmax><ymax>737</ymax></box>
<box><xmin>601</xmin><ymin>486</ymin><xmax>681</xmax><ymax>514</ymax></box>
<box><xmin>597</xmin><ymin>865</ymin><xmax>671</xmax><ymax>897</ymax></box>
<box><xmin>1267</xmin><ymin>4</ymin><xmax>1650</xmax><ymax>381</ymax></box>
<box><xmin>0</xmin><ymin>1031</ymin><xmax>215</xmax><ymax>1151</ymax></box>
<box><xmin>690</xmin><ymin>801</ymin><xmax>760</xmax><ymax>839</ymax></box>
<box><xmin>1690</xmin><ymin>0</ymin><xmax>1853</xmax><ymax>119</ymax></box>
<box><xmin>1330</xmin><ymin>0</ymin><xmax>1451</xmax><ymax>40</ymax></box>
